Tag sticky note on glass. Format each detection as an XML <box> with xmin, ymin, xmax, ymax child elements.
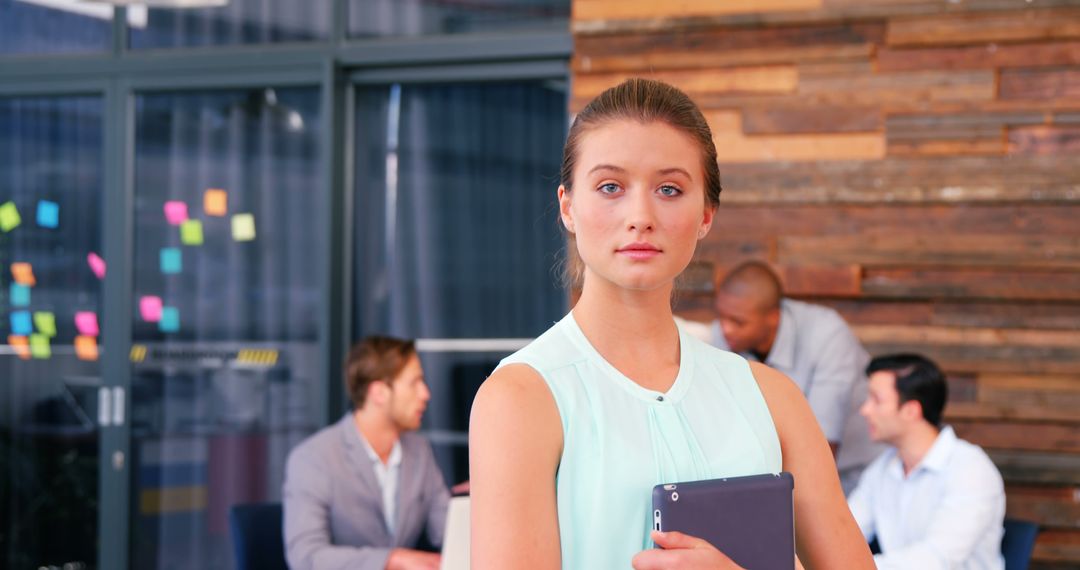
<box><xmin>232</xmin><ymin>213</ymin><xmax>256</xmax><ymax>242</ymax></box>
<box><xmin>33</xmin><ymin>312</ymin><xmax>57</xmax><ymax>337</ymax></box>
<box><xmin>160</xmin><ymin>247</ymin><xmax>182</xmax><ymax>274</ymax></box>
<box><xmin>204</xmin><ymin>189</ymin><xmax>228</xmax><ymax>217</ymax></box>
<box><xmin>8</xmin><ymin>335</ymin><xmax>30</xmax><ymax>360</ymax></box>
<box><xmin>36</xmin><ymin>200</ymin><xmax>59</xmax><ymax>228</ymax></box>
<box><xmin>0</xmin><ymin>201</ymin><xmax>20</xmax><ymax>232</ymax></box>
<box><xmin>180</xmin><ymin>219</ymin><xmax>203</xmax><ymax>245</ymax></box>
<box><xmin>140</xmin><ymin>295</ymin><xmax>163</xmax><ymax>322</ymax></box>
<box><xmin>75</xmin><ymin>311</ymin><xmax>100</xmax><ymax>336</ymax></box>
<box><xmin>164</xmin><ymin>201</ymin><xmax>189</xmax><ymax>225</ymax></box>
<box><xmin>11</xmin><ymin>262</ymin><xmax>35</xmax><ymax>286</ymax></box>
<box><xmin>75</xmin><ymin>335</ymin><xmax>99</xmax><ymax>361</ymax></box>
<box><xmin>10</xmin><ymin>311</ymin><xmax>32</xmax><ymax>336</ymax></box>
<box><xmin>159</xmin><ymin>306</ymin><xmax>180</xmax><ymax>333</ymax></box>
<box><xmin>10</xmin><ymin>283</ymin><xmax>31</xmax><ymax>307</ymax></box>
<box><xmin>87</xmin><ymin>252</ymin><xmax>106</xmax><ymax>280</ymax></box>
<box><xmin>30</xmin><ymin>334</ymin><xmax>50</xmax><ymax>359</ymax></box>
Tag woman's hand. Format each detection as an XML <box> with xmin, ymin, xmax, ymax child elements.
<box><xmin>631</xmin><ymin>530</ymin><xmax>744</xmax><ymax>570</ymax></box>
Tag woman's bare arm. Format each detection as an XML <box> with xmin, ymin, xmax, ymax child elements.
<box><xmin>469</xmin><ymin>363</ymin><xmax>563</xmax><ymax>570</ymax></box>
<box><xmin>751</xmin><ymin>362</ymin><xmax>875</xmax><ymax>570</ymax></box>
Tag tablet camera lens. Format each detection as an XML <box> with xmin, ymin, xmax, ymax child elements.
<box><xmin>671</xmin><ymin>492</ymin><xmax>679</xmax><ymax>502</ymax></box>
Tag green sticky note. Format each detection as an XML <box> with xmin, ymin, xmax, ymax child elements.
<box><xmin>0</xmin><ymin>201</ymin><xmax>21</xmax><ymax>232</ymax></box>
<box><xmin>231</xmin><ymin>213</ymin><xmax>256</xmax><ymax>242</ymax></box>
<box><xmin>30</xmin><ymin>334</ymin><xmax>51</xmax><ymax>359</ymax></box>
<box><xmin>33</xmin><ymin>312</ymin><xmax>57</xmax><ymax>337</ymax></box>
<box><xmin>180</xmin><ymin>219</ymin><xmax>204</xmax><ymax>245</ymax></box>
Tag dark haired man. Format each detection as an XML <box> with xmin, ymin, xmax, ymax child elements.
<box><xmin>848</xmin><ymin>353</ymin><xmax>1005</xmax><ymax>569</ymax></box>
<box><xmin>679</xmin><ymin>261</ymin><xmax>884</xmax><ymax>494</ymax></box>
<box><xmin>284</xmin><ymin>336</ymin><xmax>449</xmax><ymax>570</ymax></box>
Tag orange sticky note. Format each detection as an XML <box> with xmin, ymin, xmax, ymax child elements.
<box><xmin>8</xmin><ymin>335</ymin><xmax>30</xmax><ymax>360</ymax></box>
<box><xmin>11</xmin><ymin>262</ymin><xmax>35</xmax><ymax>286</ymax></box>
<box><xmin>204</xmin><ymin>188</ymin><xmax>228</xmax><ymax>217</ymax></box>
<box><xmin>75</xmin><ymin>335</ymin><xmax>99</xmax><ymax>361</ymax></box>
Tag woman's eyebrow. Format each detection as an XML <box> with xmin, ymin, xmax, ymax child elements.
<box><xmin>588</xmin><ymin>164</ymin><xmax>627</xmax><ymax>175</ymax></box>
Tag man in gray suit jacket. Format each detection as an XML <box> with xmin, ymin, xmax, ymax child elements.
<box><xmin>284</xmin><ymin>336</ymin><xmax>450</xmax><ymax>570</ymax></box>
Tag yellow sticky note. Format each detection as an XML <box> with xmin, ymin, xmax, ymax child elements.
<box><xmin>30</xmin><ymin>334</ymin><xmax>50</xmax><ymax>359</ymax></box>
<box><xmin>11</xmin><ymin>262</ymin><xmax>35</xmax><ymax>286</ymax></box>
<box><xmin>8</xmin><ymin>335</ymin><xmax>31</xmax><ymax>360</ymax></box>
<box><xmin>204</xmin><ymin>189</ymin><xmax>228</xmax><ymax>217</ymax></box>
<box><xmin>0</xmin><ymin>201</ymin><xmax>21</xmax><ymax>232</ymax></box>
<box><xmin>231</xmin><ymin>213</ymin><xmax>256</xmax><ymax>242</ymax></box>
<box><xmin>34</xmin><ymin>312</ymin><xmax>57</xmax><ymax>337</ymax></box>
<box><xmin>75</xmin><ymin>335</ymin><xmax>99</xmax><ymax>361</ymax></box>
<box><xmin>180</xmin><ymin>219</ymin><xmax>204</xmax><ymax>245</ymax></box>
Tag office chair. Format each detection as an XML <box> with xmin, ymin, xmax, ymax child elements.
<box><xmin>229</xmin><ymin>502</ymin><xmax>288</xmax><ymax>570</ymax></box>
<box><xmin>1002</xmin><ymin>518</ymin><xmax>1039</xmax><ymax>570</ymax></box>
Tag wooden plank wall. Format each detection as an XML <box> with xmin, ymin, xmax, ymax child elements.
<box><xmin>572</xmin><ymin>1</ymin><xmax>1080</xmax><ymax>568</ymax></box>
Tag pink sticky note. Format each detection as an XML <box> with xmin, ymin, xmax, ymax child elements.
<box><xmin>75</xmin><ymin>311</ymin><xmax>100</xmax><ymax>336</ymax></box>
<box><xmin>164</xmin><ymin>201</ymin><xmax>189</xmax><ymax>225</ymax></box>
<box><xmin>87</xmin><ymin>252</ymin><xmax>106</xmax><ymax>279</ymax></box>
<box><xmin>140</xmin><ymin>296</ymin><xmax>163</xmax><ymax>322</ymax></box>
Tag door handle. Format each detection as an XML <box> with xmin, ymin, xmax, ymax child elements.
<box><xmin>112</xmin><ymin>386</ymin><xmax>125</xmax><ymax>426</ymax></box>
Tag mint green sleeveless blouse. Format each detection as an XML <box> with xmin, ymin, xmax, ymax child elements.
<box><xmin>497</xmin><ymin>312</ymin><xmax>783</xmax><ymax>569</ymax></box>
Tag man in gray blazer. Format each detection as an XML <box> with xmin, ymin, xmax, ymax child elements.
<box><xmin>284</xmin><ymin>336</ymin><xmax>450</xmax><ymax>570</ymax></box>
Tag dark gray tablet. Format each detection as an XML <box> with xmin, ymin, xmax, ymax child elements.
<box><xmin>652</xmin><ymin>472</ymin><xmax>795</xmax><ymax>570</ymax></box>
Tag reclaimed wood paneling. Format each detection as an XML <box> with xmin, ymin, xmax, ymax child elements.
<box><xmin>573</xmin><ymin>0</ymin><xmax>822</xmax><ymax>22</ymax></box>
<box><xmin>577</xmin><ymin>1</ymin><xmax>1080</xmax><ymax>564</ymax></box>
<box><xmin>778</xmin><ymin>235</ymin><xmax>1080</xmax><ymax>270</ymax></box>
<box><xmin>821</xmin><ymin>300</ymin><xmax>1080</xmax><ymax>330</ymax></box>
<box><xmin>1005</xmin><ymin>485</ymin><xmax>1080</xmax><ymax>529</ymax></box>
<box><xmin>885</xmin><ymin>8</ymin><xmax>1080</xmax><ymax>47</ymax></box>
<box><xmin>716</xmin><ymin>157</ymin><xmax>1080</xmax><ymax>204</ymax></box>
<box><xmin>1000</xmin><ymin>68</ymin><xmax>1080</xmax><ymax>101</ymax></box>
<box><xmin>1009</xmin><ymin>125</ymin><xmax>1080</xmax><ymax>155</ymax></box>
<box><xmin>742</xmin><ymin>105</ymin><xmax>881</xmax><ymax>134</ymax></box>
<box><xmin>708</xmin><ymin>111</ymin><xmax>886</xmax><ymax>162</ymax></box>
<box><xmin>711</xmin><ymin>205</ymin><xmax>1080</xmax><ymax>237</ymax></box>
<box><xmin>861</xmin><ymin>268</ymin><xmax>1080</xmax><ymax>302</ymax></box>
<box><xmin>878</xmin><ymin>41</ymin><xmax>1080</xmax><ymax>72</ymax></box>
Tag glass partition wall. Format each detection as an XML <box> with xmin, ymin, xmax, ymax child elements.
<box><xmin>1</xmin><ymin>2</ymin><xmax>569</xmax><ymax>569</ymax></box>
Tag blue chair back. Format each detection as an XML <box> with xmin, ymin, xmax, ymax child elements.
<box><xmin>1002</xmin><ymin>518</ymin><xmax>1039</xmax><ymax>570</ymax></box>
<box><xmin>230</xmin><ymin>502</ymin><xmax>288</xmax><ymax>570</ymax></box>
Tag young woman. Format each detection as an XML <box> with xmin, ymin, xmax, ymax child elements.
<box><xmin>469</xmin><ymin>79</ymin><xmax>873</xmax><ymax>569</ymax></box>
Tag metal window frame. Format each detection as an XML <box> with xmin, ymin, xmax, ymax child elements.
<box><xmin>0</xmin><ymin>3</ymin><xmax>570</xmax><ymax>569</ymax></box>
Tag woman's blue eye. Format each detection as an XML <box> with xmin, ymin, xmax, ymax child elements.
<box><xmin>599</xmin><ymin>183</ymin><xmax>620</xmax><ymax>194</ymax></box>
<box><xmin>658</xmin><ymin>185</ymin><xmax>682</xmax><ymax>197</ymax></box>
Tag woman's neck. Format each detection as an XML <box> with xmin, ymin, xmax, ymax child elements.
<box><xmin>572</xmin><ymin>275</ymin><xmax>681</xmax><ymax>391</ymax></box>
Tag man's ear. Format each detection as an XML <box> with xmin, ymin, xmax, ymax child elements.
<box><xmin>366</xmin><ymin>380</ymin><xmax>390</xmax><ymax>407</ymax></box>
<box><xmin>899</xmin><ymin>399</ymin><xmax>924</xmax><ymax>423</ymax></box>
<box><xmin>558</xmin><ymin>185</ymin><xmax>574</xmax><ymax>233</ymax></box>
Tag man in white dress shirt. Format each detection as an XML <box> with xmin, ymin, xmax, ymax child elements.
<box><xmin>679</xmin><ymin>261</ymin><xmax>884</xmax><ymax>494</ymax></box>
<box><xmin>849</xmin><ymin>353</ymin><xmax>1006</xmax><ymax>570</ymax></box>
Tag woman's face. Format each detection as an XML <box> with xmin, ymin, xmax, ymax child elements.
<box><xmin>559</xmin><ymin>119</ymin><xmax>714</xmax><ymax>293</ymax></box>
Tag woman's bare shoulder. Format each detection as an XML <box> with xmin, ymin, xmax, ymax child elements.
<box><xmin>470</xmin><ymin>363</ymin><xmax>562</xmax><ymax>448</ymax></box>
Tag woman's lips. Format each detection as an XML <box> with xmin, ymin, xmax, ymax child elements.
<box><xmin>617</xmin><ymin>243</ymin><xmax>661</xmax><ymax>260</ymax></box>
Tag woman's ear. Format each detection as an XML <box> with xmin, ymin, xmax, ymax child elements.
<box><xmin>558</xmin><ymin>185</ymin><xmax>574</xmax><ymax>233</ymax></box>
<box><xmin>698</xmin><ymin>206</ymin><xmax>716</xmax><ymax>240</ymax></box>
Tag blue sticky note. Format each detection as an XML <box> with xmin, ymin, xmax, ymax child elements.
<box><xmin>36</xmin><ymin>200</ymin><xmax>59</xmax><ymax>229</ymax></box>
<box><xmin>159</xmin><ymin>306</ymin><xmax>180</xmax><ymax>333</ymax></box>
<box><xmin>10</xmin><ymin>283</ymin><xmax>30</xmax><ymax>307</ymax></box>
<box><xmin>160</xmin><ymin>247</ymin><xmax>182</xmax><ymax>274</ymax></box>
<box><xmin>10</xmin><ymin>311</ymin><xmax>32</xmax><ymax>336</ymax></box>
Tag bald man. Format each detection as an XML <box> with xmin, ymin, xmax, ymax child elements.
<box><xmin>679</xmin><ymin>261</ymin><xmax>884</xmax><ymax>494</ymax></box>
